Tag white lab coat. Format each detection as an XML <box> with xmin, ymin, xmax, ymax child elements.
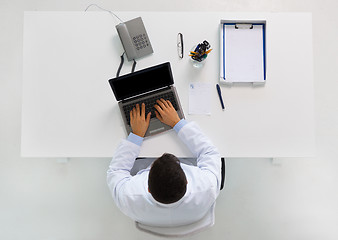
<box><xmin>107</xmin><ymin>121</ymin><xmax>222</xmax><ymax>227</ymax></box>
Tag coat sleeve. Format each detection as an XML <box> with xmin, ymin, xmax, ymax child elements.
<box><xmin>177</xmin><ymin>121</ymin><xmax>222</xmax><ymax>192</ymax></box>
<box><xmin>106</xmin><ymin>139</ymin><xmax>141</xmax><ymax>208</ymax></box>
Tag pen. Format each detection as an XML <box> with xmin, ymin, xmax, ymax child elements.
<box><xmin>216</xmin><ymin>84</ymin><xmax>225</xmax><ymax>110</ymax></box>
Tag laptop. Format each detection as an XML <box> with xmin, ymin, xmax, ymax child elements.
<box><xmin>108</xmin><ymin>62</ymin><xmax>185</xmax><ymax>137</ymax></box>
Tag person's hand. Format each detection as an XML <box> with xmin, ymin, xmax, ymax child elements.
<box><xmin>154</xmin><ymin>99</ymin><xmax>181</xmax><ymax>128</ymax></box>
<box><xmin>130</xmin><ymin>103</ymin><xmax>151</xmax><ymax>137</ymax></box>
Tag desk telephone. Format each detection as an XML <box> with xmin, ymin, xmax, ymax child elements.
<box><xmin>115</xmin><ymin>17</ymin><xmax>154</xmax><ymax>61</ymax></box>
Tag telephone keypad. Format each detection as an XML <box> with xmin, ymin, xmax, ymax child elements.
<box><xmin>133</xmin><ymin>34</ymin><xmax>149</xmax><ymax>51</ymax></box>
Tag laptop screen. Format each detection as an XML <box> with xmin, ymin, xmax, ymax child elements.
<box><xmin>108</xmin><ymin>62</ymin><xmax>174</xmax><ymax>101</ymax></box>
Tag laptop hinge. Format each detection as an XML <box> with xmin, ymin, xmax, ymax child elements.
<box><xmin>122</xmin><ymin>86</ymin><xmax>171</xmax><ymax>103</ymax></box>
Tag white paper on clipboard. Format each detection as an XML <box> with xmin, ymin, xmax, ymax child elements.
<box><xmin>220</xmin><ymin>22</ymin><xmax>265</xmax><ymax>83</ymax></box>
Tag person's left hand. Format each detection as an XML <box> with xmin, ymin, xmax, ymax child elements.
<box><xmin>130</xmin><ymin>103</ymin><xmax>151</xmax><ymax>137</ymax></box>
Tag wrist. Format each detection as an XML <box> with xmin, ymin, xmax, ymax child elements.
<box><xmin>133</xmin><ymin>131</ymin><xmax>145</xmax><ymax>137</ymax></box>
<box><xmin>170</xmin><ymin>119</ymin><xmax>181</xmax><ymax>128</ymax></box>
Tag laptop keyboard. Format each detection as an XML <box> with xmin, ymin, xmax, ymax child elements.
<box><xmin>123</xmin><ymin>91</ymin><xmax>178</xmax><ymax>125</ymax></box>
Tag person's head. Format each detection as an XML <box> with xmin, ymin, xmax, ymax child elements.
<box><xmin>148</xmin><ymin>153</ymin><xmax>187</xmax><ymax>204</ymax></box>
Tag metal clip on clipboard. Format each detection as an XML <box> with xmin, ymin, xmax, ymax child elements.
<box><xmin>219</xmin><ymin>20</ymin><xmax>266</xmax><ymax>85</ymax></box>
<box><xmin>235</xmin><ymin>23</ymin><xmax>253</xmax><ymax>29</ymax></box>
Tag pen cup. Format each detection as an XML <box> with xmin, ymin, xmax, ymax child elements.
<box><xmin>190</xmin><ymin>56</ymin><xmax>207</xmax><ymax>68</ymax></box>
<box><xmin>190</xmin><ymin>45</ymin><xmax>208</xmax><ymax>68</ymax></box>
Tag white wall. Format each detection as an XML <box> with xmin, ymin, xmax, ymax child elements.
<box><xmin>1</xmin><ymin>0</ymin><xmax>338</xmax><ymax>239</ymax></box>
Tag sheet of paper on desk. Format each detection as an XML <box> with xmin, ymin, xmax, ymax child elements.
<box><xmin>226</xmin><ymin>25</ymin><xmax>264</xmax><ymax>82</ymax></box>
<box><xmin>189</xmin><ymin>82</ymin><xmax>211</xmax><ymax>115</ymax></box>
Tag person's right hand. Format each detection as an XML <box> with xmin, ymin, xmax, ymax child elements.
<box><xmin>130</xmin><ymin>103</ymin><xmax>151</xmax><ymax>137</ymax></box>
<box><xmin>154</xmin><ymin>99</ymin><xmax>181</xmax><ymax>128</ymax></box>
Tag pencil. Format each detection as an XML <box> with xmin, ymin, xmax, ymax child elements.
<box><xmin>205</xmin><ymin>49</ymin><xmax>213</xmax><ymax>54</ymax></box>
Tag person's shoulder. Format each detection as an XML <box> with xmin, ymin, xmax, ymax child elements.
<box><xmin>123</xmin><ymin>172</ymin><xmax>149</xmax><ymax>195</ymax></box>
<box><xmin>183</xmin><ymin>165</ymin><xmax>218</xmax><ymax>193</ymax></box>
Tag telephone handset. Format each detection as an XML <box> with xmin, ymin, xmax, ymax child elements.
<box><xmin>115</xmin><ymin>17</ymin><xmax>154</xmax><ymax>61</ymax></box>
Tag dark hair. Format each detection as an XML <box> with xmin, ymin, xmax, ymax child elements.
<box><xmin>148</xmin><ymin>153</ymin><xmax>187</xmax><ymax>204</ymax></box>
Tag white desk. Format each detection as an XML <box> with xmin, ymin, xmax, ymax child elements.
<box><xmin>21</xmin><ymin>12</ymin><xmax>315</xmax><ymax>158</ymax></box>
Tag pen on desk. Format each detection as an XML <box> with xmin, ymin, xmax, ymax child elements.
<box><xmin>216</xmin><ymin>84</ymin><xmax>225</xmax><ymax>110</ymax></box>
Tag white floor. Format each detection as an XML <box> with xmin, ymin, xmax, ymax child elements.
<box><xmin>1</xmin><ymin>0</ymin><xmax>338</xmax><ymax>239</ymax></box>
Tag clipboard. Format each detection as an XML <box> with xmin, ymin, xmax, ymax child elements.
<box><xmin>220</xmin><ymin>20</ymin><xmax>266</xmax><ymax>85</ymax></box>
